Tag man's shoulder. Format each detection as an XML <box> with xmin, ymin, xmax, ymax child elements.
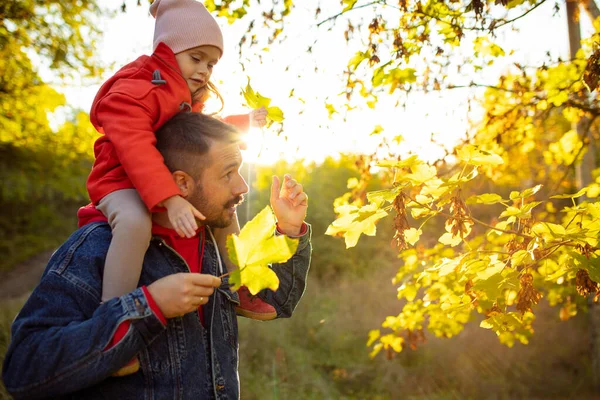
<box><xmin>36</xmin><ymin>223</ymin><xmax>112</xmax><ymax>299</ymax></box>
<box><xmin>48</xmin><ymin>223</ymin><xmax>112</xmax><ymax>272</ymax></box>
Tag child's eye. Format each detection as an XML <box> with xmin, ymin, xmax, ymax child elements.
<box><xmin>208</xmin><ymin>64</ymin><xmax>215</xmax><ymax>69</ymax></box>
<box><xmin>191</xmin><ymin>56</ymin><xmax>200</xmax><ymax>62</ymax></box>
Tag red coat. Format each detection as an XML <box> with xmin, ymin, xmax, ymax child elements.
<box><xmin>87</xmin><ymin>42</ymin><xmax>249</xmax><ymax>210</ymax></box>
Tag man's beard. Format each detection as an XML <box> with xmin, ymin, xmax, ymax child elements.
<box><xmin>191</xmin><ymin>187</ymin><xmax>245</xmax><ymax>229</ymax></box>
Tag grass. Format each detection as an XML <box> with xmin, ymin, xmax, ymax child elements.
<box><xmin>238</xmin><ymin>268</ymin><xmax>597</xmax><ymax>400</ymax></box>
<box><xmin>0</xmin><ymin>296</ymin><xmax>28</xmax><ymax>400</ymax></box>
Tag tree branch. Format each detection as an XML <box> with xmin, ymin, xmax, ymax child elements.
<box><xmin>316</xmin><ymin>1</ymin><xmax>383</xmax><ymax>27</ymax></box>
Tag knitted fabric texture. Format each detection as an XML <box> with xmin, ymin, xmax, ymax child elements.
<box><xmin>150</xmin><ymin>0</ymin><xmax>224</xmax><ymax>56</ymax></box>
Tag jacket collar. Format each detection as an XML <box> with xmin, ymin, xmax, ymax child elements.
<box><xmin>152</xmin><ymin>42</ymin><xmax>183</xmax><ymax>75</ymax></box>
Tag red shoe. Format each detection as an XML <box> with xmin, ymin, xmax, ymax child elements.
<box><xmin>235</xmin><ymin>286</ymin><xmax>277</xmax><ymax>321</ymax></box>
<box><xmin>112</xmin><ymin>356</ymin><xmax>140</xmax><ymax>377</ymax></box>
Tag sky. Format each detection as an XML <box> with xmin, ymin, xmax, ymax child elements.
<box><xmin>45</xmin><ymin>0</ymin><xmax>591</xmax><ymax>165</ymax></box>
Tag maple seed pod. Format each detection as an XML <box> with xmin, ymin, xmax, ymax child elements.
<box><xmin>575</xmin><ymin>269</ymin><xmax>599</xmax><ymax>296</ymax></box>
<box><xmin>516</xmin><ymin>273</ymin><xmax>542</xmax><ymax>314</ymax></box>
<box><xmin>583</xmin><ymin>47</ymin><xmax>600</xmax><ymax>92</ymax></box>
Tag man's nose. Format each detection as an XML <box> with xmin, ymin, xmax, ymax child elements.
<box><xmin>235</xmin><ymin>175</ymin><xmax>249</xmax><ymax>196</ymax></box>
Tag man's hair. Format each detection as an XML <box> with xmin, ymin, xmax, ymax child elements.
<box><xmin>155</xmin><ymin>111</ymin><xmax>240</xmax><ymax>179</ymax></box>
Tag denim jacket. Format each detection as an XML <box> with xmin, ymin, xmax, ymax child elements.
<box><xmin>2</xmin><ymin>222</ymin><xmax>312</xmax><ymax>399</ymax></box>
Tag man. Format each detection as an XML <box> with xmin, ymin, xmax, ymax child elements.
<box><xmin>2</xmin><ymin>112</ymin><xmax>311</xmax><ymax>399</ymax></box>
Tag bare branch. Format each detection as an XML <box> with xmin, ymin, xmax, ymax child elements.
<box><xmin>316</xmin><ymin>1</ymin><xmax>383</xmax><ymax>27</ymax></box>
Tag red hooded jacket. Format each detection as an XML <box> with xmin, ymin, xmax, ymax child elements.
<box><xmin>86</xmin><ymin>42</ymin><xmax>248</xmax><ymax>210</ymax></box>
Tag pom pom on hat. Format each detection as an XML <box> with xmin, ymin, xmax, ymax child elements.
<box><xmin>150</xmin><ymin>0</ymin><xmax>224</xmax><ymax>56</ymax></box>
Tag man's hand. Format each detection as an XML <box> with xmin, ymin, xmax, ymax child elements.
<box><xmin>270</xmin><ymin>174</ymin><xmax>308</xmax><ymax>236</ymax></box>
<box><xmin>146</xmin><ymin>273</ymin><xmax>221</xmax><ymax>319</ymax></box>
<box><xmin>161</xmin><ymin>195</ymin><xmax>205</xmax><ymax>238</ymax></box>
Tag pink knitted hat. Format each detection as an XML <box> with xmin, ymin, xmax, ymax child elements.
<box><xmin>150</xmin><ymin>0</ymin><xmax>224</xmax><ymax>56</ymax></box>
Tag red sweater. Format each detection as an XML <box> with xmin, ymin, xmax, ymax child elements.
<box><xmin>87</xmin><ymin>42</ymin><xmax>249</xmax><ymax>210</ymax></box>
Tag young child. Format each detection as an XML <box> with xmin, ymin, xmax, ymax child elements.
<box><xmin>86</xmin><ymin>0</ymin><xmax>275</xmax><ymax>364</ymax></box>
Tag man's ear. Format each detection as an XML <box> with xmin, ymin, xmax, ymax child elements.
<box><xmin>172</xmin><ymin>171</ymin><xmax>196</xmax><ymax>197</ymax></box>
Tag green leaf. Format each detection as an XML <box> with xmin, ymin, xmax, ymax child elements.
<box><xmin>267</xmin><ymin>106</ymin><xmax>284</xmax><ymax>122</ymax></box>
<box><xmin>367</xmin><ymin>329</ymin><xmax>380</xmax><ymax>347</ymax></box>
<box><xmin>326</xmin><ymin>203</ymin><xmax>388</xmax><ymax>248</ymax></box>
<box><xmin>499</xmin><ymin>202</ymin><xmax>542</xmax><ymax>219</ymax></box>
<box><xmin>342</xmin><ymin>0</ymin><xmax>358</xmax><ymax>11</ymax></box>
<box><xmin>511</xmin><ymin>250</ymin><xmax>532</xmax><ymax>267</ymax></box>
<box><xmin>466</xmin><ymin>193</ymin><xmax>504</xmax><ymax>205</ymax></box>
<box><xmin>325</xmin><ymin>103</ymin><xmax>337</xmax><ymax>119</ymax></box>
<box><xmin>439</xmin><ymin>232</ymin><xmax>462</xmax><ymax>247</ymax></box>
<box><xmin>405</xmin><ymin>164</ymin><xmax>437</xmax><ymax>184</ymax></box>
<box><xmin>398</xmin><ymin>283</ymin><xmax>418</xmax><ymax>301</ymax></box>
<box><xmin>509</xmin><ymin>184</ymin><xmax>542</xmax><ymax>200</ymax></box>
<box><xmin>475</xmin><ymin>263</ymin><xmax>503</xmax><ymax>280</ymax></box>
<box><xmin>348</xmin><ymin>51</ymin><xmax>368</xmax><ymax>70</ymax></box>
<box><xmin>532</xmin><ymin>222</ymin><xmax>566</xmax><ymax>240</ymax></box>
<box><xmin>227</xmin><ymin>206</ymin><xmax>299</xmax><ymax>294</ymax></box>
<box><xmin>445</xmin><ymin>167</ymin><xmax>479</xmax><ymax>186</ymax></box>
<box><xmin>242</xmin><ymin>81</ymin><xmax>259</xmax><ymax>109</ymax></box>
<box><xmin>550</xmin><ymin>187</ymin><xmax>588</xmax><ymax>199</ymax></box>
<box><xmin>242</xmin><ymin>80</ymin><xmax>284</xmax><ymax>125</ymax></box>
<box><xmin>457</xmin><ymin>145</ymin><xmax>504</xmax><ymax>166</ymax></box>
<box><xmin>370</xmin><ymin>125</ymin><xmax>384</xmax><ymax>135</ymax></box>
<box><xmin>367</xmin><ymin>187</ymin><xmax>402</xmax><ymax>206</ymax></box>
<box><xmin>376</xmin><ymin>155</ymin><xmax>421</xmax><ymax>169</ymax></box>
<box><xmin>404</xmin><ymin>228</ymin><xmax>422</xmax><ymax>246</ymax></box>
<box><xmin>431</xmin><ymin>257</ymin><xmax>460</xmax><ymax>276</ymax></box>
<box><xmin>473</xmin><ymin>269</ymin><xmax>519</xmax><ymax>301</ymax></box>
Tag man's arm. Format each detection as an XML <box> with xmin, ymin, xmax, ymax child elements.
<box><xmin>257</xmin><ymin>174</ymin><xmax>311</xmax><ymax>318</ymax></box>
<box><xmin>2</xmin><ymin>278</ymin><xmax>165</xmax><ymax>400</ymax></box>
<box><xmin>259</xmin><ymin>225</ymin><xmax>312</xmax><ymax>318</ymax></box>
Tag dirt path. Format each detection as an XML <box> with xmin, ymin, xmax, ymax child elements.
<box><xmin>0</xmin><ymin>249</ymin><xmax>55</xmax><ymax>300</ymax></box>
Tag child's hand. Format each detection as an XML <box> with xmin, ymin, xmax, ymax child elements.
<box><xmin>162</xmin><ymin>195</ymin><xmax>205</xmax><ymax>238</ymax></box>
<box><xmin>249</xmin><ymin>106</ymin><xmax>268</xmax><ymax>128</ymax></box>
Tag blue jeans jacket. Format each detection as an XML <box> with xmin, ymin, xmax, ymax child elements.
<box><xmin>2</xmin><ymin>222</ymin><xmax>312</xmax><ymax>399</ymax></box>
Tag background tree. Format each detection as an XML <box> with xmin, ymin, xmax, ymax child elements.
<box><xmin>0</xmin><ymin>1</ymin><xmax>106</xmax><ymax>269</ymax></box>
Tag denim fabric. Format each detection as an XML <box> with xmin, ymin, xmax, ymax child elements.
<box><xmin>2</xmin><ymin>222</ymin><xmax>312</xmax><ymax>400</ymax></box>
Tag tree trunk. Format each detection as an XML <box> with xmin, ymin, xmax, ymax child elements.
<box><xmin>568</xmin><ymin>0</ymin><xmax>600</xmax><ymax>391</ymax></box>
<box><xmin>582</xmin><ymin>0</ymin><xmax>600</xmax><ymax>21</ymax></box>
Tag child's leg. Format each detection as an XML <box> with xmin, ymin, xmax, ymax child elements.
<box><xmin>97</xmin><ymin>189</ymin><xmax>152</xmax><ymax>302</ymax></box>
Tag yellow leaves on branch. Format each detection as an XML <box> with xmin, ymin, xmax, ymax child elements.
<box><xmin>457</xmin><ymin>144</ymin><xmax>504</xmax><ymax>166</ymax></box>
<box><xmin>241</xmin><ymin>80</ymin><xmax>284</xmax><ymax>127</ymax></box>
<box><xmin>326</xmin><ymin>203</ymin><xmax>388</xmax><ymax>248</ymax></box>
<box><xmin>473</xmin><ymin>36</ymin><xmax>505</xmax><ymax>59</ymax></box>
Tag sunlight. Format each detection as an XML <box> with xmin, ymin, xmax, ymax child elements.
<box><xmin>240</xmin><ymin>127</ymin><xmax>276</xmax><ymax>165</ymax></box>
